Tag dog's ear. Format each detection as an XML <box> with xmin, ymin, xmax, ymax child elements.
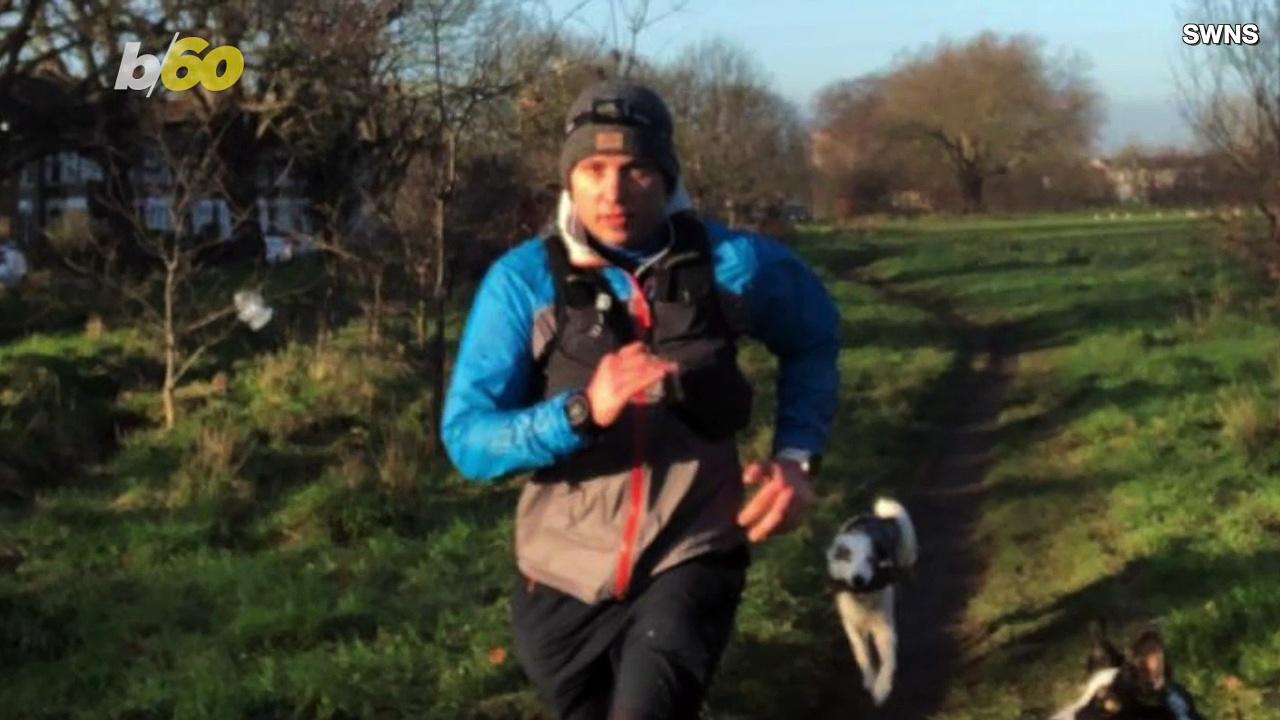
<box><xmin>895</xmin><ymin>543</ymin><xmax>917</xmax><ymax>568</ymax></box>
<box><xmin>1086</xmin><ymin>619</ymin><xmax>1124</xmax><ymax>673</ymax></box>
<box><xmin>1129</xmin><ymin>629</ymin><xmax>1168</xmax><ymax>692</ymax></box>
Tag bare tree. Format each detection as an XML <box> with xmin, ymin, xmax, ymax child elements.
<box><xmin>1179</xmin><ymin>0</ymin><xmax>1280</xmax><ymax>279</ymax></box>
<box><xmin>811</xmin><ymin>75</ymin><xmax>898</xmax><ymax>216</ymax></box>
<box><xmin>0</xmin><ymin>0</ymin><xmax>132</xmax><ymax>182</ymax></box>
<box><xmin>50</xmin><ymin>110</ymin><xmax>261</xmax><ymax>431</ymax></box>
<box><xmin>3</xmin><ymin>1</ymin><xmax>219</xmax><ymax>266</ymax></box>
<box><xmin>657</xmin><ymin>37</ymin><xmax>809</xmax><ymax>225</ymax></box>
<box><xmin>880</xmin><ymin>32</ymin><xmax>1101</xmax><ymax>213</ymax></box>
<box><xmin>603</xmin><ymin>0</ymin><xmax>686</xmax><ymax>79</ymax></box>
<box><xmin>0</xmin><ymin>0</ymin><xmax>45</xmax><ymax>103</ymax></box>
<box><xmin>394</xmin><ymin>1</ymin><xmax>578</xmax><ymax>452</ymax></box>
<box><xmin>239</xmin><ymin>2</ymin><xmax>436</xmax><ymax>349</ymax></box>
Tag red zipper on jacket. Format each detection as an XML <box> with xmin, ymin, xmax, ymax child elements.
<box><xmin>614</xmin><ymin>272</ymin><xmax>653</xmax><ymax>600</ymax></box>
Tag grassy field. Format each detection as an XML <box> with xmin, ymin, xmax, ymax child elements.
<box><xmin>845</xmin><ymin>213</ymin><xmax>1280</xmax><ymax>719</ymax></box>
<box><xmin>1</xmin><ymin>212</ymin><xmax>1278</xmax><ymax>718</ymax></box>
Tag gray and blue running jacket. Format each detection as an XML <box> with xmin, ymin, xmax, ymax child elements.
<box><xmin>442</xmin><ymin>212</ymin><xmax>839</xmax><ymax>603</ymax></box>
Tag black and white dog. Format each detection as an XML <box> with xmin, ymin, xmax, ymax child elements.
<box><xmin>1050</xmin><ymin>621</ymin><xmax>1204</xmax><ymax>720</ymax></box>
<box><xmin>825</xmin><ymin>498</ymin><xmax>919</xmax><ymax>706</ymax></box>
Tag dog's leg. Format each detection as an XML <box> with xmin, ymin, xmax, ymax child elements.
<box><xmin>868</xmin><ymin>587</ymin><xmax>897</xmax><ymax>706</ymax></box>
<box><xmin>835</xmin><ymin>591</ymin><xmax>878</xmax><ymax>692</ymax></box>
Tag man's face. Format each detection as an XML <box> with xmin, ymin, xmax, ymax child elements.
<box><xmin>569</xmin><ymin>153</ymin><xmax>668</xmax><ymax>247</ymax></box>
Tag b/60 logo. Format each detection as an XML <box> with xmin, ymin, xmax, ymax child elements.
<box><xmin>115</xmin><ymin>32</ymin><xmax>244</xmax><ymax>95</ymax></box>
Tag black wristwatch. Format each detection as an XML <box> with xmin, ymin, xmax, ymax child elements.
<box><xmin>800</xmin><ymin>454</ymin><xmax>823</xmax><ymax>477</ymax></box>
<box><xmin>777</xmin><ymin>450</ymin><xmax>822</xmax><ymax>478</ymax></box>
<box><xmin>565</xmin><ymin>390</ymin><xmax>600</xmax><ymax>436</ymax></box>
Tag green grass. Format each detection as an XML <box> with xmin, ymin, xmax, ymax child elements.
<box><xmin>848</xmin><ymin>214</ymin><xmax>1280</xmax><ymax>719</ymax></box>
<box><xmin>2</xmin><ymin>213</ymin><xmax>1279</xmax><ymax>718</ymax></box>
<box><xmin>706</xmin><ymin>230</ymin><xmax>958</xmax><ymax>717</ymax></box>
<box><xmin>1</xmin><ymin>321</ymin><xmax>528</xmax><ymax>720</ymax></box>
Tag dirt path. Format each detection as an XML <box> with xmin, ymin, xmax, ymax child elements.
<box><xmin>822</xmin><ymin>277</ymin><xmax>1018</xmax><ymax>720</ymax></box>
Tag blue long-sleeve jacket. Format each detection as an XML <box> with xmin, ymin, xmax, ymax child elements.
<box><xmin>441</xmin><ymin>219</ymin><xmax>840</xmax><ymax>483</ymax></box>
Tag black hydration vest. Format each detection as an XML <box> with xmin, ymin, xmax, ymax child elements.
<box><xmin>535</xmin><ymin>212</ymin><xmax>753</xmax><ymax>444</ymax></box>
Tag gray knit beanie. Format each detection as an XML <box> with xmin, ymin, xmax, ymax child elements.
<box><xmin>558</xmin><ymin>80</ymin><xmax>679</xmax><ymax>192</ymax></box>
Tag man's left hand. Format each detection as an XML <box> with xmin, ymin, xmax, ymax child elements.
<box><xmin>736</xmin><ymin>459</ymin><xmax>816</xmax><ymax>543</ymax></box>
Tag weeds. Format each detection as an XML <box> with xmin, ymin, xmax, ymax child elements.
<box><xmin>1216</xmin><ymin>386</ymin><xmax>1277</xmax><ymax>455</ymax></box>
<box><xmin>5</xmin><ymin>215</ymin><xmax>1280</xmax><ymax>718</ymax></box>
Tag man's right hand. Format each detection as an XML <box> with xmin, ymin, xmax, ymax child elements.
<box><xmin>586</xmin><ymin>341</ymin><xmax>677</xmax><ymax>427</ymax></box>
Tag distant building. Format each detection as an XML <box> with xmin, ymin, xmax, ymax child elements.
<box><xmin>14</xmin><ymin>152</ymin><xmax>103</xmax><ymax>244</ymax></box>
<box><xmin>889</xmin><ymin>190</ymin><xmax>933</xmax><ymax>214</ymax></box>
<box><xmin>7</xmin><ymin>80</ymin><xmax>315</xmax><ymax>262</ymax></box>
<box><xmin>12</xmin><ymin>145</ymin><xmax>314</xmax><ymax>262</ymax></box>
<box><xmin>1090</xmin><ymin>155</ymin><xmax>1209</xmax><ymax>204</ymax></box>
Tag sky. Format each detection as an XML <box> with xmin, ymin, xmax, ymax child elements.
<box><xmin>546</xmin><ymin>0</ymin><xmax>1215</xmax><ymax>153</ymax></box>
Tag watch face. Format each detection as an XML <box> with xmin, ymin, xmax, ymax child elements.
<box><xmin>567</xmin><ymin>394</ymin><xmax>591</xmax><ymax>426</ymax></box>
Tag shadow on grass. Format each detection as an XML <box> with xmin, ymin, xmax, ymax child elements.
<box><xmin>978</xmin><ymin>470</ymin><xmax>1134</xmax><ymax>511</ymax></box>
<box><xmin>975</xmin><ymin>539</ymin><xmax>1280</xmax><ymax>703</ymax></box>
<box><xmin>819</xmin><ymin>249</ymin><xmax>1021</xmax><ymax>717</ymax></box>
<box><xmin>804</xmin><ymin>241</ymin><xmax>904</xmax><ymax>275</ymax></box>
<box><xmin>841</xmin><ymin>314</ymin><xmax>955</xmax><ymax>352</ymax></box>
<box><xmin>997</xmin><ymin>376</ymin><xmax>1172</xmax><ymax>448</ymax></box>
<box><xmin>886</xmin><ymin>257</ymin><xmax>1091</xmax><ymax>286</ymax></box>
<box><xmin>1012</xmin><ymin>295</ymin><xmax>1188</xmax><ymax>352</ymax></box>
<box><xmin>0</xmin><ymin>347</ymin><xmax>154</xmax><ymax>504</ymax></box>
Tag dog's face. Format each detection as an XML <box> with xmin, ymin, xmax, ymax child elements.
<box><xmin>1051</xmin><ymin>628</ymin><xmax>1200</xmax><ymax>720</ymax></box>
<box><xmin>827</xmin><ymin>530</ymin><xmax>877</xmax><ymax>590</ymax></box>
